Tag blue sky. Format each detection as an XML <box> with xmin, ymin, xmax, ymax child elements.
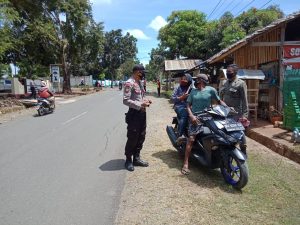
<box><xmin>90</xmin><ymin>0</ymin><xmax>300</xmax><ymax>65</ymax></box>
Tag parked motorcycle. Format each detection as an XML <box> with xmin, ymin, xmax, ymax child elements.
<box><xmin>36</xmin><ymin>97</ymin><xmax>55</xmax><ymax>116</ymax></box>
<box><xmin>166</xmin><ymin>105</ymin><xmax>249</xmax><ymax>189</ymax></box>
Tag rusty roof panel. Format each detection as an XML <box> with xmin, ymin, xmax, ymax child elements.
<box><xmin>164</xmin><ymin>59</ymin><xmax>202</xmax><ymax>71</ymax></box>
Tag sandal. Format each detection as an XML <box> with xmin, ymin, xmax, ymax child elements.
<box><xmin>181</xmin><ymin>167</ymin><xmax>190</xmax><ymax>175</ymax></box>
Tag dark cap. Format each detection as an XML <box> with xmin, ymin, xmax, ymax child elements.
<box><xmin>195</xmin><ymin>73</ymin><xmax>209</xmax><ymax>84</ymax></box>
<box><xmin>132</xmin><ymin>64</ymin><xmax>145</xmax><ymax>72</ymax></box>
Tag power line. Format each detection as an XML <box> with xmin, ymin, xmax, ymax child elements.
<box><xmin>229</xmin><ymin>0</ymin><xmax>243</xmax><ymax>14</ymax></box>
<box><xmin>214</xmin><ymin>0</ymin><xmax>237</xmax><ymax>19</ymax></box>
<box><xmin>260</xmin><ymin>0</ymin><xmax>273</xmax><ymax>9</ymax></box>
<box><xmin>207</xmin><ymin>0</ymin><xmax>223</xmax><ymax>20</ymax></box>
<box><xmin>235</xmin><ymin>0</ymin><xmax>257</xmax><ymax>17</ymax></box>
<box><xmin>210</xmin><ymin>0</ymin><xmax>227</xmax><ymax>19</ymax></box>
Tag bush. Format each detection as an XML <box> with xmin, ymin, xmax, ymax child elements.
<box><xmin>164</xmin><ymin>90</ymin><xmax>173</xmax><ymax>98</ymax></box>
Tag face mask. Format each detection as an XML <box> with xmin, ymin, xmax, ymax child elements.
<box><xmin>180</xmin><ymin>80</ymin><xmax>188</xmax><ymax>86</ymax></box>
<box><xmin>226</xmin><ymin>72</ymin><xmax>235</xmax><ymax>80</ymax></box>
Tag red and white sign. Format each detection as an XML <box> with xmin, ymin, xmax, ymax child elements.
<box><xmin>283</xmin><ymin>45</ymin><xmax>300</xmax><ymax>69</ymax></box>
<box><xmin>284</xmin><ymin>45</ymin><xmax>300</xmax><ymax>58</ymax></box>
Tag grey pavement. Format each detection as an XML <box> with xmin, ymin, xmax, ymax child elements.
<box><xmin>0</xmin><ymin>89</ymin><xmax>127</xmax><ymax>225</ymax></box>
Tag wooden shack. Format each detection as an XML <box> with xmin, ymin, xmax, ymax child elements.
<box><xmin>206</xmin><ymin>11</ymin><xmax>300</xmax><ymax>121</ymax></box>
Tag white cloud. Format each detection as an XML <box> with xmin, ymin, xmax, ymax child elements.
<box><xmin>90</xmin><ymin>0</ymin><xmax>112</xmax><ymax>5</ymax></box>
<box><xmin>148</xmin><ymin>16</ymin><xmax>167</xmax><ymax>31</ymax></box>
<box><xmin>124</xmin><ymin>29</ymin><xmax>151</xmax><ymax>40</ymax></box>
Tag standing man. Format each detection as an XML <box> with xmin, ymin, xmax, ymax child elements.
<box><xmin>123</xmin><ymin>64</ymin><xmax>152</xmax><ymax>171</ymax></box>
<box><xmin>220</xmin><ymin>64</ymin><xmax>249</xmax><ymax>154</ymax></box>
<box><xmin>30</xmin><ymin>81</ymin><xmax>36</xmax><ymax>99</ymax></box>
<box><xmin>156</xmin><ymin>78</ymin><xmax>161</xmax><ymax>97</ymax></box>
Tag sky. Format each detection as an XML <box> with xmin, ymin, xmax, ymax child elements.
<box><xmin>90</xmin><ymin>0</ymin><xmax>300</xmax><ymax>65</ymax></box>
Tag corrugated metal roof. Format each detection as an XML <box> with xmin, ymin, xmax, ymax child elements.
<box><xmin>164</xmin><ymin>59</ymin><xmax>202</xmax><ymax>71</ymax></box>
<box><xmin>207</xmin><ymin>11</ymin><xmax>300</xmax><ymax>64</ymax></box>
<box><xmin>221</xmin><ymin>69</ymin><xmax>265</xmax><ymax>80</ymax></box>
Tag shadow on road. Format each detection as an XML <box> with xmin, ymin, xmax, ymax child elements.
<box><xmin>99</xmin><ymin>159</ymin><xmax>126</xmax><ymax>171</ymax></box>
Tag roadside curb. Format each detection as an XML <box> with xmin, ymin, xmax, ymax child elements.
<box><xmin>246</xmin><ymin>129</ymin><xmax>300</xmax><ymax>164</ymax></box>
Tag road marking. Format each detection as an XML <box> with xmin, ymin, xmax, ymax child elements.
<box><xmin>62</xmin><ymin>111</ymin><xmax>87</xmax><ymax>125</ymax></box>
<box><xmin>57</xmin><ymin>99</ymin><xmax>76</xmax><ymax>104</ymax></box>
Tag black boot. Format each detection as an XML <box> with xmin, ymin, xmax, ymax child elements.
<box><xmin>125</xmin><ymin>158</ymin><xmax>134</xmax><ymax>171</ymax></box>
<box><xmin>133</xmin><ymin>156</ymin><xmax>149</xmax><ymax>167</ymax></box>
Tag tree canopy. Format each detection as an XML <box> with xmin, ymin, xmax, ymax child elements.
<box><xmin>158</xmin><ymin>10</ymin><xmax>207</xmax><ymax>59</ymax></box>
<box><xmin>0</xmin><ymin>0</ymin><xmax>138</xmax><ymax>93</ymax></box>
<box><xmin>155</xmin><ymin>6</ymin><xmax>283</xmax><ymax>62</ymax></box>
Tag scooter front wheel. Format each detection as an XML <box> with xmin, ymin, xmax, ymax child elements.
<box><xmin>220</xmin><ymin>153</ymin><xmax>249</xmax><ymax>190</ymax></box>
<box><xmin>38</xmin><ymin>106</ymin><xmax>45</xmax><ymax>116</ymax></box>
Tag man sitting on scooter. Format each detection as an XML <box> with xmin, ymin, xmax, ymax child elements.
<box><xmin>181</xmin><ymin>73</ymin><xmax>226</xmax><ymax>175</ymax></box>
<box><xmin>171</xmin><ymin>73</ymin><xmax>193</xmax><ymax>144</ymax></box>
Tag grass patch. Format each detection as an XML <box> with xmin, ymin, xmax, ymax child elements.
<box><xmin>205</xmin><ymin>153</ymin><xmax>300</xmax><ymax>225</ymax></box>
<box><xmin>163</xmin><ymin>90</ymin><xmax>173</xmax><ymax>99</ymax></box>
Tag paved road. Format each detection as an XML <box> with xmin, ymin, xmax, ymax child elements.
<box><xmin>0</xmin><ymin>89</ymin><xmax>128</xmax><ymax>225</ymax></box>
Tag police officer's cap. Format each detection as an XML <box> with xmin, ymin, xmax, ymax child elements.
<box><xmin>132</xmin><ymin>64</ymin><xmax>146</xmax><ymax>72</ymax></box>
<box><xmin>195</xmin><ymin>73</ymin><xmax>209</xmax><ymax>84</ymax></box>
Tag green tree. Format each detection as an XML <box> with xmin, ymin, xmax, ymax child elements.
<box><xmin>118</xmin><ymin>59</ymin><xmax>139</xmax><ymax>80</ymax></box>
<box><xmin>220</xmin><ymin>21</ymin><xmax>246</xmax><ymax>48</ymax></box>
<box><xmin>0</xmin><ymin>0</ymin><xmax>21</xmax><ymax>67</ymax></box>
<box><xmin>0</xmin><ymin>63</ymin><xmax>11</xmax><ymax>77</ymax></box>
<box><xmin>158</xmin><ymin>10</ymin><xmax>207</xmax><ymax>59</ymax></box>
<box><xmin>236</xmin><ymin>6</ymin><xmax>284</xmax><ymax>35</ymax></box>
<box><xmin>203</xmin><ymin>12</ymin><xmax>234</xmax><ymax>57</ymax></box>
<box><xmin>147</xmin><ymin>45</ymin><xmax>168</xmax><ymax>82</ymax></box>
<box><xmin>98</xmin><ymin>72</ymin><xmax>105</xmax><ymax>81</ymax></box>
<box><xmin>102</xmin><ymin>29</ymin><xmax>137</xmax><ymax>83</ymax></box>
<box><xmin>1</xmin><ymin>0</ymin><xmax>105</xmax><ymax>93</ymax></box>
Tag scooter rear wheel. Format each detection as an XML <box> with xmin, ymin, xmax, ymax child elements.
<box><xmin>220</xmin><ymin>153</ymin><xmax>249</xmax><ymax>190</ymax></box>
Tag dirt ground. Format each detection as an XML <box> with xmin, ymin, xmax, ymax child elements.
<box><xmin>115</xmin><ymin>93</ymin><xmax>300</xmax><ymax>225</ymax></box>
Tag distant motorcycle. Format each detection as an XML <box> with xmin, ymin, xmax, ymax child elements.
<box><xmin>36</xmin><ymin>97</ymin><xmax>55</xmax><ymax>116</ymax></box>
<box><xmin>166</xmin><ymin>105</ymin><xmax>249</xmax><ymax>189</ymax></box>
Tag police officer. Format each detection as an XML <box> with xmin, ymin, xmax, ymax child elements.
<box><xmin>123</xmin><ymin>64</ymin><xmax>152</xmax><ymax>171</ymax></box>
<box><xmin>220</xmin><ymin>64</ymin><xmax>248</xmax><ymax>154</ymax></box>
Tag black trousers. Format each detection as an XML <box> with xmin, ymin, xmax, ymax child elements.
<box><xmin>125</xmin><ymin>108</ymin><xmax>146</xmax><ymax>159</ymax></box>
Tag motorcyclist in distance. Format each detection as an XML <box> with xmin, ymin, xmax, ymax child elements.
<box><xmin>38</xmin><ymin>81</ymin><xmax>55</xmax><ymax>106</ymax></box>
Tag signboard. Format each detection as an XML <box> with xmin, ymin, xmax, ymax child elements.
<box><xmin>283</xmin><ymin>45</ymin><xmax>300</xmax><ymax>69</ymax></box>
<box><xmin>284</xmin><ymin>45</ymin><xmax>300</xmax><ymax>58</ymax></box>
<box><xmin>50</xmin><ymin>65</ymin><xmax>60</xmax><ymax>83</ymax></box>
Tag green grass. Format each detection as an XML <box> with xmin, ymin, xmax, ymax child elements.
<box><xmin>163</xmin><ymin>90</ymin><xmax>173</xmax><ymax>98</ymax></box>
<box><xmin>205</xmin><ymin>153</ymin><xmax>300</xmax><ymax>225</ymax></box>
